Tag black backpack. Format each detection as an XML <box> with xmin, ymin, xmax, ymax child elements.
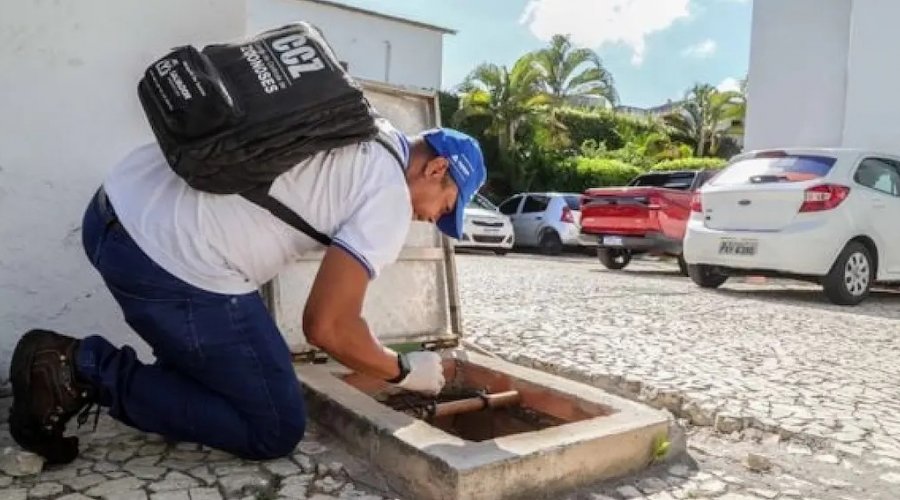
<box><xmin>137</xmin><ymin>21</ymin><xmax>403</xmax><ymax>245</ymax></box>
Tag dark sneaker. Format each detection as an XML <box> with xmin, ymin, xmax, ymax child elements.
<box><xmin>8</xmin><ymin>329</ymin><xmax>97</xmax><ymax>464</ymax></box>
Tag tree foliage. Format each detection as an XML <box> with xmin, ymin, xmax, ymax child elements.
<box><xmin>532</xmin><ymin>34</ymin><xmax>618</xmax><ymax>107</ymax></box>
<box><xmin>662</xmin><ymin>84</ymin><xmax>744</xmax><ymax>157</ymax></box>
<box><xmin>441</xmin><ymin>41</ymin><xmax>747</xmax><ymax>197</ymax></box>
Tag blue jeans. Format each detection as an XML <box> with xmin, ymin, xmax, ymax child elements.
<box><xmin>77</xmin><ymin>188</ymin><xmax>305</xmax><ymax>459</ymax></box>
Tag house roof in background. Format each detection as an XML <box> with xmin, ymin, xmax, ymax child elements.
<box><xmin>302</xmin><ymin>0</ymin><xmax>457</xmax><ymax>34</ymax></box>
<box><xmin>616</xmin><ymin>101</ymin><xmax>683</xmax><ymax>115</ymax></box>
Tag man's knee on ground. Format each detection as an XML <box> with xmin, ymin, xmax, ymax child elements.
<box><xmin>245</xmin><ymin>416</ymin><xmax>306</xmax><ymax>460</ymax></box>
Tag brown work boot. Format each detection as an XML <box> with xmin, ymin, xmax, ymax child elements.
<box><xmin>8</xmin><ymin>329</ymin><xmax>97</xmax><ymax>464</ymax></box>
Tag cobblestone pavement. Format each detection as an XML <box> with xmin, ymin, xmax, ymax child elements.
<box><xmin>3</xmin><ymin>252</ymin><xmax>899</xmax><ymax>499</ymax></box>
<box><xmin>460</xmin><ymin>252</ymin><xmax>900</xmax><ymax>499</ymax></box>
<box><xmin>0</xmin><ymin>397</ymin><xmax>400</xmax><ymax>499</ymax></box>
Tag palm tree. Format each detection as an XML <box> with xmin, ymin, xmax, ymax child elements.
<box><xmin>721</xmin><ymin>77</ymin><xmax>747</xmax><ymax>139</ymax></box>
<box><xmin>453</xmin><ymin>54</ymin><xmax>549</xmax><ymax>152</ymax></box>
<box><xmin>453</xmin><ymin>55</ymin><xmax>551</xmax><ymax>191</ymax></box>
<box><xmin>663</xmin><ymin>84</ymin><xmax>743</xmax><ymax>156</ymax></box>
<box><xmin>663</xmin><ymin>97</ymin><xmax>704</xmax><ymax>155</ymax></box>
<box><xmin>532</xmin><ymin>35</ymin><xmax>618</xmax><ymax>107</ymax></box>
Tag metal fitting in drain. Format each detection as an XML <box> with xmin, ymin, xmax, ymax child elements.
<box><xmin>385</xmin><ymin>389</ymin><xmax>521</xmax><ymax>422</ymax></box>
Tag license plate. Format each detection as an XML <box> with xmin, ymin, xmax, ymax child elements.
<box><xmin>603</xmin><ymin>236</ymin><xmax>624</xmax><ymax>246</ymax></box>
<box><xmin>718</xmin><ymin>239</ymin><xmax>758</xmax><ymax>256</ymax></box>
<box><xmin>484</xmin><ymin>228</ymin><xmax>500</xmax><ymax>233</ymax></box>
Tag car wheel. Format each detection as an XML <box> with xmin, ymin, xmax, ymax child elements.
<box><xmin>687</xmin><ymin>264</ymin><xmax>728</xmax><ymax>288</ymax></box>
<box><xmin>823</xmin><ymin>241</ymin><xmax>873</xmax><ymax>306</ymax></box>
<box><xmin>539</xmin><ymin>231</ymin><xmax>563</xmax><ymax>256</ymax></box>
<box><xmin>677</xmin><ymin>255</ymin><xmax>689</xmax><ymax>276</ymax></box>
<box><xmin>598</xmin><ymin>248</ymin><xmax>632</xmax><ymax>270</ymax></box>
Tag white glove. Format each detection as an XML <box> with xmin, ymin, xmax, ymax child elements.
<box><xmin>394</xmin><ymin>351</ymin><xmax>445</xmax><ymax>395</ymax></box>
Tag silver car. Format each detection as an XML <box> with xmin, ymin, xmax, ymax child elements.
<box><xmin>497</xmin><ymin>192</ymin><xmax>586</xmax><ymax>255</ymax></box>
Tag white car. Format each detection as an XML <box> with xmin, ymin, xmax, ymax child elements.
<box><xmin>497</xmin><ymin>192</ymin><xmax>586</xmax><ymax>255</ymax></box>
<box><xmin>683</xmin><ymin>148</ymin><xmax>900</xmax><ymax>305</ymax></box>
<box><xmin>454</xmin><ymin>194</ymin><xmax>514</xmax><ymax>255</ymax></box>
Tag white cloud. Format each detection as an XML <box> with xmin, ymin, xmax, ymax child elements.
<box><xmin>520</xmin><ymin>0</ymin><xmax>691</xmax><ymax>66</ymax></box>
<box><xmin>717</xmin><ymin>77</ymin><xmax>741</xmax><ymax>92</ymax></box>
<box><xmin>681</xmin><ymin>39</ymin><xmax>717</xmax><ymax>58</ymax></box>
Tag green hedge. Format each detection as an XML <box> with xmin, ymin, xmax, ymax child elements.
<box><xmin>554</xmin><ymin>108</ymin><xmax>623</xmax><ymax>150</ymax></box>
<box><xmin>524</xmin><ymin>157</ymin><xmax>642</xmax><ymax>193</ymax></box>
<box><xmin>576</xmin><ymin>157</ymin><xmax>643</xmax><ymax>187</ymax></box>
<box><xmin>651</xmin><ymin>157</ymin><xmax>727</xmax><ymax>172</ymax></box>
<box><xmin>554</xmin><ymin>157</ymin><xmax>642</xmax><ymax>191</ymax></box>
<box><xmin>554</xmin><ymin>108</ymin><xmax>662</xmax><ymax>152</ymax></box>
<box><xmin>595</xmin><ymin>147</ymin><xmax>657</xmax><ymax>170</ymax></box>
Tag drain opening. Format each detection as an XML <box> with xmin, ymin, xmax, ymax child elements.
<box><xmin>377</xmin><ymin>388</ymin><xmax>566</xmax><ymax>442</ymax></box>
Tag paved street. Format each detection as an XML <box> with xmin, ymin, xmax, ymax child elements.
<box><xmin>1</xmin><ymin>252</ymin><xmax>899</xmax><ymax>499</ymax></box>
<box><xmin>461</xmin><ymin>253</ymin><xmax>900</xmax><ymax>452</ymax></box>
<box><xmin>460</xmin><ymin>252</ymin><xmax>900</xmax><ymax>499</ymax></box>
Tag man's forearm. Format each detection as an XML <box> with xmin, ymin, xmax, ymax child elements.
<box><xmin>313</xmin><ymin>316</ymin><xmax>401</xmax><ymax>381</ymax></box>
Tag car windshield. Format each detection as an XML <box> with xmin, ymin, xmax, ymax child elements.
<box><xmin>468</xmin><ymin>194</ymin><xmax>498</xmax><ymax>211</ymax></box>
<box><xmin>628</xmin><ymin>173</ymin><xmax>696</xmax><ymax>190</ymax></box>
<box><xmin>563</xmin><ymin>195</ymin><xmax>580</xmax><ymax>210</ymax></box>
<box><xmin>712</xmin><ymin>154</ymin><xmax>837</xmax><ymax>186</ymax></box>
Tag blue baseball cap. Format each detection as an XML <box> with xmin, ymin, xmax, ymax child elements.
<box><xmin>422</xmin><ymin>128</ymin><xmax>487</xmax><ymax>240</ymax></box>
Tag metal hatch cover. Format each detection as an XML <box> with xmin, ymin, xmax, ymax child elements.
<box><xmin>262</xmin><ymin>80</ymin><xmax>462</xmax><ymax>361</ymax></box>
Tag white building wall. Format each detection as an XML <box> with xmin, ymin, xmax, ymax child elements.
<box><xmin>0</xmin><ymin>0</ymin><xmax>246</xmax><ymax>382</ymax></box>
<box><xmin>248</xmin><ymin>0</ymin><xmax>444</xmax><ymax>90</ymax></box>
<box><xmin>841</xmin><ymin>0</ymin><xmax>900</xmax><ymax>154</ymax></box>
<box><xmin>744</xmin><ymin>0</ymin><xmax>852</xmax><ymax>151</ymax></box>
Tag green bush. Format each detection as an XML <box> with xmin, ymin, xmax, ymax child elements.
<box><xmin>517</xmin><ymin>157</ymin><xmax>642</xmax><ymax>194</ymax></box>
<box><xmin>651</xmin><ymin>157</ymin><xmax>727</xmax><ymax>172</ymax></box>
<box><xmin>554</xmin><ymin>108</ymin><xmax>623</xmax><ymax>151</ymax></box>
<box><xmin>566</xmin><ymin>157</ymin><xmax>642</xmax><ymax>190</ymax></box>
<box><xmin>596</xmin><ymin>146</ymin><xmax>657</xmax><ymax>170</ymax></box>
<box><xmin>554</xmin><ymin>108</ymin><xmax>662</xmax><ymax>153</ymax></box>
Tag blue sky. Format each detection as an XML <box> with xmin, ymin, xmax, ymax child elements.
<box><xmin>329</xmin><ymin>0</ymin><xmax>752</xmax><ymax>108</ymax></box>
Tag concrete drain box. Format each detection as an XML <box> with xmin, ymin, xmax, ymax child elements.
<box><xmin>297</xmin><ymin>352</ymin><xmax>669</xmax><ymax>499</ymax></box>
<box><xmin>263</xmin><ymin>81</ymin><xmax>669</xmax><ymax>500</ymax></box>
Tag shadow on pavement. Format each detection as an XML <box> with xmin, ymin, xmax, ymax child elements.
<box><xmin>585</xmin><ymin>264</ymin><xmax>900</xmax><ymax>321</ymax></box>
<box><xmin>589</xmin><ymin>268</ymin><xmax>685</xmax><ymax>279</ymax></box>
<box><xmin>714</xmin><ymin>286</ymin><xmax>900</xmax><ymax>321</ymax></box>
<box><xmin>454</xmin><ymin>247</ymin><xmax>594</xmax><ymax>261</ymax></box>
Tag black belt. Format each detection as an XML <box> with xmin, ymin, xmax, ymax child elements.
<box><xmin>96</xmin><ymin>186</ymin><xmax>121</xmax><ymax>230</ymax></box>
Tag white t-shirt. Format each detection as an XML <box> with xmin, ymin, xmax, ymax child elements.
<box><xmin>103</xmin><ymin>129</ymin><xmax>412</xmax><ymax>295</ymax></box>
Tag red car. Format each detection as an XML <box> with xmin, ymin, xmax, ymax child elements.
<box><xmin>579</xmin><ymin>170</ymin><xmax>718</xmax><ymax>273</ymax></box>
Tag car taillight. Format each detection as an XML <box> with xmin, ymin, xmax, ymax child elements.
<box><xmin>690</xmin><ymin>193</ymin><xmax>703</xmax><ymax>213</ymax></box>
<box><xmin>799</xmin><ymin>184</ymin><xmax>850</xmax><ymax>212</ymax></box>
<box><xmin>561</xmin><ymin>206</ymin><xmax>575</xmax><ymax>223</ymax></box>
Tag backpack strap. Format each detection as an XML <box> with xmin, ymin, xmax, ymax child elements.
<box><xmin>240</xmin><ymin>184</ymin><xmax>333</xmax><ymax>246</ymax></box>
<box><xmin>374</xmin><ymin>127</ymin><xmax>406</xmax><ymax>172</ymax></box>
<box><xmin>240</xmin><ymin>130</ymin><xmax>407</xmax><ymax>246</ymax></box>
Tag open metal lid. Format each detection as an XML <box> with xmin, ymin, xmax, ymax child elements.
<box><xmin>262</xmin><ymin>80</ymin><xmax>462</xmax><ymax>361</ymax></box>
